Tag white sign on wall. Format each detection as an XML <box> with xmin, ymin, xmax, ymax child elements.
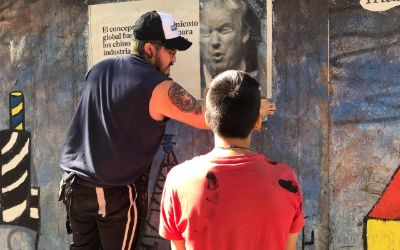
<box><xmin>360</xmin><ymin>0</ymin><xmax>400</xmax><ymax>11</ymax></box>
<box><xmin>88</xmin><ymin>0</ymin><xmax>200</xmax><ymax>97</ymax></box>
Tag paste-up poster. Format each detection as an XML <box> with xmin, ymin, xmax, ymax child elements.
<box><xmin>88</xmin><ymin>0</ymin><xmax>272</xmax><ymax>99</ymax></box>
<box><xmin>199</xmin><ymin>0</ymin><xmax>272</xmax><ymax>99</ymax></box>
<box><xmin>88</xmin><ymin>0</ymin><xmax>200</xmax><ymax>97</ymax></box>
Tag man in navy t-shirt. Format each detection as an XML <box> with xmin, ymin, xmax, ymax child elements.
<box><xmin>59</xmin><ymin>11</ymin><xmax>209</xmax><ymax>250</ymax></box>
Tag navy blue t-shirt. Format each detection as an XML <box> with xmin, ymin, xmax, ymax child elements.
<box><xmin>60</xmin><ymin>55</ymin><xmax>169</xmax><ymax>186</ymax></box>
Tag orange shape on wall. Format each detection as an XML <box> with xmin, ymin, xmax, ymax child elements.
<box><xmin>364</xmin><ymin>165</ymin><xmax>400</xmax><ymax>249</ymax></box>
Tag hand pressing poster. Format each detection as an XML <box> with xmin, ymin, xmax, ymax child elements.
<box><xmin>88</xmin><ymin>0</ymin><xmax>200</xmax><ymax>97</ymax></box>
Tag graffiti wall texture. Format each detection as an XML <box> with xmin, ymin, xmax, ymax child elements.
<box><xmin>330</xmin><ymin>0</ymin><xmax>400</xmax><ymax>248</ymax></box>
<box><xmin>0</xmin><ymin>1</ymin><xmax>88</xmax><ymax>249</ymax></box>
<box><xmin>266</xmin><ymin>1</ymin><xmax>329</xmax><ymax>248</ymax></box>
<box><xmin>0</xmin><ymin>0</ymin><xmax>399</xmax><ymax>249</ymax></box>
<box><xmin>138</xmin><ymin>135</ymin><xmax>178</xmax><ymax>250</ymax></box>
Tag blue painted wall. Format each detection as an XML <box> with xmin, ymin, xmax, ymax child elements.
<box><xmin>330</xmin><ymin>1</ymin><xmax>400</xmax><ymax>248</ymax></box>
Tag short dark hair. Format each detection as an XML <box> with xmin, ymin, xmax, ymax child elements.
<box><xmin>206</xmin><ymin>70</ymin><xmax>260</xmax><ymax>138</ymax></box>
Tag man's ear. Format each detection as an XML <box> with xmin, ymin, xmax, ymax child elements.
<box><xmin>253</xmin><ymin>115</ymin><xmax>262</xmax><ymax>131</ymax></box>
<box><xmin>144</xmin><ymin>42</ymin><xmax>154</xmax><ymax>57</ymax></box>
<box><xmin>242</xmin><ymin>29</ymin><xmax>250</xmax><ymax>44</ymax></box>
<box><xmin>205</xmin><ymin>111</ymin><xmax>211</xmax><ymax>127</ymax></box>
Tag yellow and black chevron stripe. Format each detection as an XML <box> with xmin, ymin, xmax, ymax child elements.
<box><xmin>9</xmin><ymin>91</ymin><xmax>25</xmax><ymax>131</ymax></box>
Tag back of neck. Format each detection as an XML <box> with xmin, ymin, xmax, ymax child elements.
<box><xmin>212</xmin><ymin>134</ymin><xmax>252</xmax><ymax>156</ymax></box>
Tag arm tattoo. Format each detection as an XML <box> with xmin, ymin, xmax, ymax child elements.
<box><xmin>168</xmin><ymin>82</ymin><xmax>203</xmax><ymax>115</ymax></box>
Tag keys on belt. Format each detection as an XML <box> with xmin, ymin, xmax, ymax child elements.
<box><xmin>58</xmin><ymin>172</ymin><xmax>77</xmax><ymax>202</ymax></box>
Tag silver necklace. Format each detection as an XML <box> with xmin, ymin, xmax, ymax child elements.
<box><xmin>216</xmin><ymin>145</ymin><xmax>252</xmax><ymax>151</ymax></box>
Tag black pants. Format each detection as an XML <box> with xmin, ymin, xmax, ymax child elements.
<box><xmin>62</xmin><ymin>172</ymin><xmax>149</xmax><ymax>250</ymax></box>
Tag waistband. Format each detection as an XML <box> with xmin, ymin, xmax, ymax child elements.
<box><xmin>63</xmin><ymin>172</ymin><xmax>125</xmax><ymax>189</ymax></box>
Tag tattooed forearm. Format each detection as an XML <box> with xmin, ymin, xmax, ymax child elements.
<box><xmin>168</xmin><ymin>82</ymin><xmax>203</xmax><ymax>114</ymax></box>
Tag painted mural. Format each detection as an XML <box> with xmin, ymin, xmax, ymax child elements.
<box><xmin>139</xmin><ymin>134</ymin><xmax>178</xmax><ymax>250</ymax></box>
<box><xmin>0</xmin><ymin>91</ymin><xmax>40</xmax><ymax>249</ymax></box>
<box><xmin>364</xmin><ymin>165</ymin><xmax>400</xmax><ymax>249</ymax></box>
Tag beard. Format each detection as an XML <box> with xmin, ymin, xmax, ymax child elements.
<box><xmin>155</xmin><ymin>60</ymin><xmax>172</xmax><ymax>77</ymax></box>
